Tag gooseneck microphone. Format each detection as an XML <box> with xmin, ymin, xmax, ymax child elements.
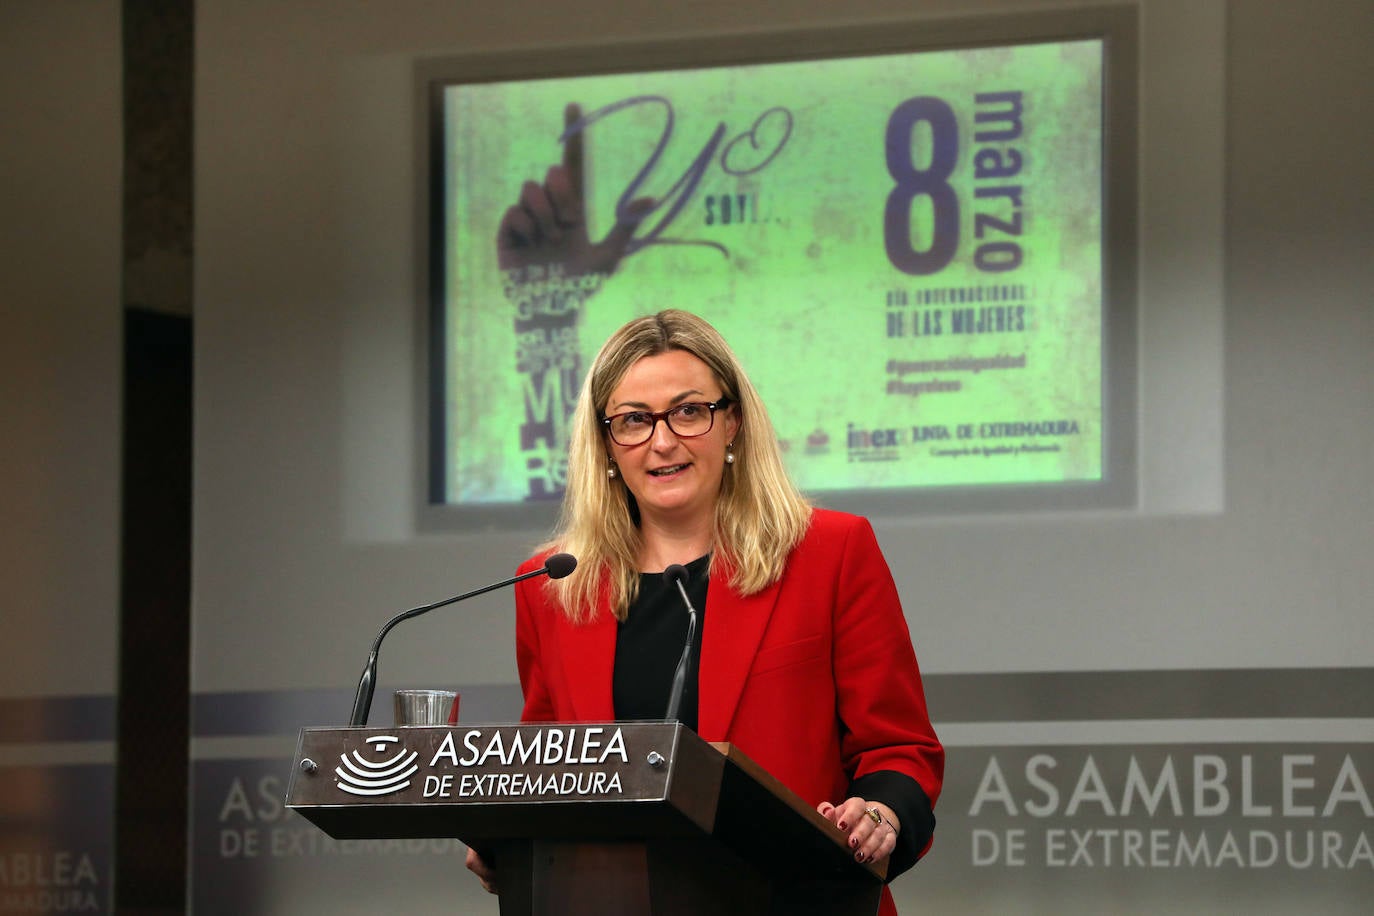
<box><xmin>662</xmin><ymin>563</ymin><xmax>699</xmax><ymax>724</ymax></box>
<box><xmin>347</xmin><ymin>553</ymin><xmax>577</xmax><ymax>726</ymax></box>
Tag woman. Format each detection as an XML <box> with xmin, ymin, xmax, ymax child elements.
<box><xmin>467</xmin><ymin>310</ymin><xmax>943</xmax><ymax>914</ymax></box>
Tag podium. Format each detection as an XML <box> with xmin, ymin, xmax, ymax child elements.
<box><xmin>286</xmin><ymin>721</ymin><xmax>883</xmax><ymax>915</ymax></box>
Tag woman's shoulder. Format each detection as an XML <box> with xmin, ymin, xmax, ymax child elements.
<box><xmin>514</xmin><ymin>548</ymin><xmax>567</xmax><ymax>621</ymax></box>
<box><xmin>803</xmin><ymin>507</ymin><xmax>875</xmax><ymax>541</ymax></box>
<box><xmin>518</xmin><ymin>544</ymin><xmax>592</xmax><ymax>590</ymax></box>
<box><xmin>517</xmin><ymin>553</ymin><xmax>542</xmax><ymax>576</ymax></box>
<box><xmin>792</xmin><ymin>508</ymin><xmax>884</xmax><ymax>561</ymax></box>
<box><xmin>517</xmin><ymin>547</ymin><xmax>558</xmax><ymax>577</ymax></box>
<box><xmin>782</xmin><ymin>509</ymin><xmax>889</xmax><ymax>584</ymax></box>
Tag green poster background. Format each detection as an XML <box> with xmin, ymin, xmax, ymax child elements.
<box><xmin>442</xmin><ymin>39</ymin><xmax>1103</xmax><ymax>504</ymax></box>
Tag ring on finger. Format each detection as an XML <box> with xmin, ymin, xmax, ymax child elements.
<box><xmin>864</xmin><ymin>806</ymin><xmax>883</xmax><ymax>827</ymax></box>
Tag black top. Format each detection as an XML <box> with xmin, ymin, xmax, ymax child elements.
<box><xmin>611</xmin><ymin>553</ymin><xmax>934</xmax><ymax>878</ymax></box>
<box><xmin>613</xmin><ymin>554</ymin><xmax>710</xmax><ymax>730</ymax></box>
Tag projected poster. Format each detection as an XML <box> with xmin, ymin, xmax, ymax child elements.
<box><xmin>435</xmin><ymin>39</ymin><xmax>1105</xmax><ymax>505</ymax></box>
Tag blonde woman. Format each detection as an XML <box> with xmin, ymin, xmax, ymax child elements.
<box><xmin>468</xmin><ymin>311</ymin><xmax>942</xmax><ymax>915</ymax></box>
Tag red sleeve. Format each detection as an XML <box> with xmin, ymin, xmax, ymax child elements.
<box><xmin>830</xmin><ymin>516</ymin><xmax>944</xmax><ymax>807</ymax></box>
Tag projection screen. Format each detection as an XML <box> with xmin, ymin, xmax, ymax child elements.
<box><xmin>425</xmin><ymin>11</ymin><xmax>1137</xmax><ymax>520</ymax></box>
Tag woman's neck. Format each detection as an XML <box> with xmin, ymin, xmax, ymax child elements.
<box><xmin>637</xmin><ymin>513</ymin><xmax>713</xmax><ymax>572</ymax></box>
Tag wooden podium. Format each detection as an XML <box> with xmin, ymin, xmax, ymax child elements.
<box><xmin>286</xmin><ymin>721</ymin><xmax>883</xmax><ymax>916</ymax></box>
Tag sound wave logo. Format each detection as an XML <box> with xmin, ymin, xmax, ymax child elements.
<box><xmin>335</xmin><ymin>735</ymin><xmax>421</xmax><ymax>797</ymax></box>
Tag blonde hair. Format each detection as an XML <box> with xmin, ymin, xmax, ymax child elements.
<box><xmin>544</xmin><ymin>310</ymin><xmax>811</xmax><ymax>622</ymax></box>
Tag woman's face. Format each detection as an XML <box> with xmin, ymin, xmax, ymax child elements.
<box><xmin>603</xmin><ymin>349</ymin><xmax>740</xmax><ymax>528</ymax></box>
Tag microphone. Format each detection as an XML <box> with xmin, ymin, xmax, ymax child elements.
<box><xmin>662</xmin><ymin>563</ymin><xmax>699</xmax><ymax>724</ymax></box>
<box><xmin>347</xmin><ymin>553</ymin><xmax>577</xmax><ymax>726</ymax></box>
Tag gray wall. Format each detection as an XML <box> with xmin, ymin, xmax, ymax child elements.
<box><xmin>1</xmin><ymin>0</ymin><xmax>122</xmax><ymax>706</ymax></box>
<box><xmin>1</xmin><ymin>3</ymin><xmax>122</xmax><ymax>911</ymax></box>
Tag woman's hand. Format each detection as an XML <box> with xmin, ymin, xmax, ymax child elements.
<box><xmin>817</xmin><ymin>797</ymin><xmax>901</xmax><ymax>866</ymax></box>
<box><xmin>464</xmin><ymin>846</ymin><xmax>498</xmax><ymax>895</ymax></box>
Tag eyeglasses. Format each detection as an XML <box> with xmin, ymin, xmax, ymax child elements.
<box><xmin>601</xmin><ymin>399</ymin><xmax>732</xmax><ymax>447</ymax></box>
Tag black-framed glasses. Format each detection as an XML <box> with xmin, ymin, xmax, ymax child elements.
<box><xmin>601</xmin><ymin>399</ymin><xmax>732</xmax><ymax>447</ymax></box>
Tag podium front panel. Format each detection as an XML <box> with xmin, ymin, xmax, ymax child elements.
<box><xmin>286</xmin><ymin>721</ymin><xmax>722</xmax><ymax>841</ymax></box>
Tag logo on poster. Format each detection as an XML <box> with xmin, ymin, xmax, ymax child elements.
<box><xmin>804</xmin><ymin>429</ymin><xmax>830</xmax><ymax>456</ymax></box>
<box><xmin>334</xmin><ymin>735</ymin><xmax>420</xmax><ymax>798</ymax></box>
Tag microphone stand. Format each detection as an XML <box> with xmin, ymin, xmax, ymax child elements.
<box><xmin>348</xmin><ymin>557</ymin><xmax>574</xmax><ymax>726</ymax></box>
<box><xmin>663</xmin><ymin>564</ymin><xmax>699</xmax><ymax>724</ymax></box>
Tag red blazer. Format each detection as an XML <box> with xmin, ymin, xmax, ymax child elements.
<box><xmin>514</xmin><ymin>509</ymin><xmax>943</xmax><ymax>910</ymax></box>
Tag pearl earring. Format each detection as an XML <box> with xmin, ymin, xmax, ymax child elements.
<box><xmin>725</xmin><ymin>443</ymin><xmax>735</xmax><ymax>465</ymax></box>
<box><xmin>607</xmin><ymin>464</ymin><xmax>617</xmax><ymax>479</ymax></box>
